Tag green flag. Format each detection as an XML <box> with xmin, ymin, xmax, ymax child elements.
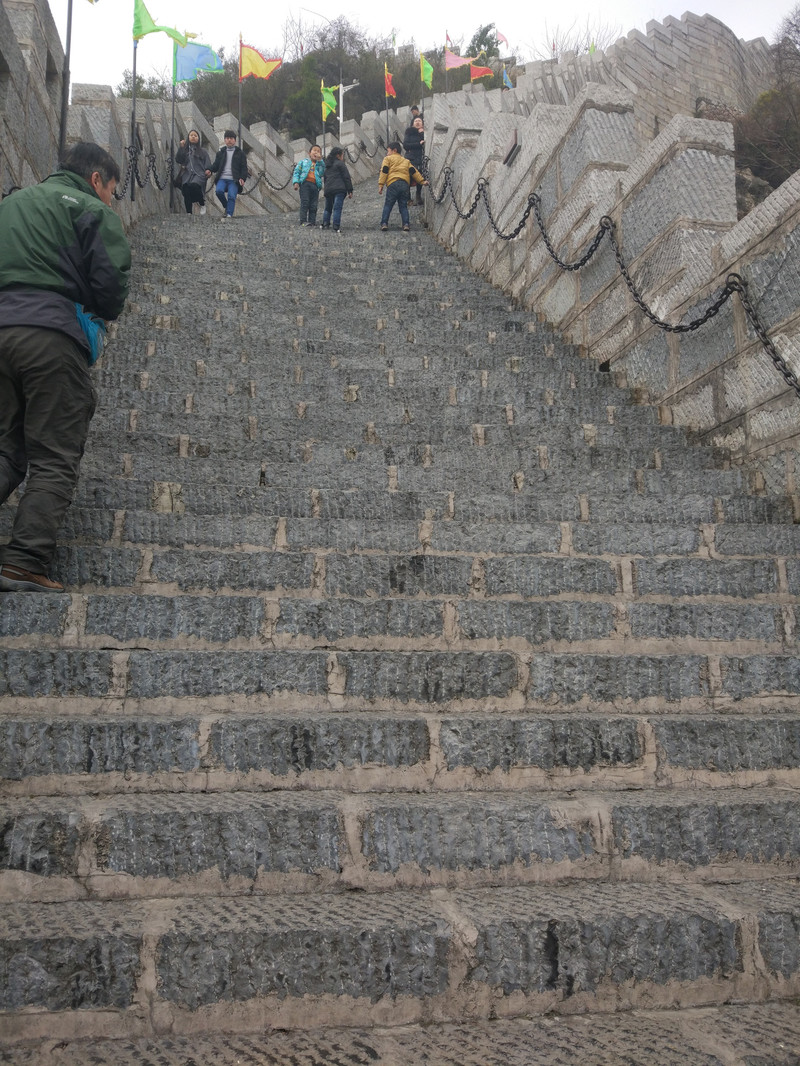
<box><xmin>420</xmin><ymin>54</ymin><xmax>433</xmax><ymax>89</ymax></box>
<box><xmin>321</xmin><ymin>80</ymin><xmax>337</xmax><ymax>120</ymax></box>
<box><xmin>133</xmin><ymin>0</ymin><xmax>186</xmax><ymax>46</ymax></box>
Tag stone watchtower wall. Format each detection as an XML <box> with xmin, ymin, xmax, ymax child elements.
<box><xmin>0</xmin><ymin>0</ymin><xmax>64</xmax><ymax>189</ymax></box>
<box><xmin>428</xmin><ymin>13</ymin><xmax>800</xmax><ymax>493</ymax></box>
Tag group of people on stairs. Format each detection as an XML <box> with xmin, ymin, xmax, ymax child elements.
<box><xmin>0</xmin><ymin>105</ymin><xmax>430</xmax><ymax>593</ymax></box>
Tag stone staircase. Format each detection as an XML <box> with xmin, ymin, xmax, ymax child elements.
<box><xmin>2</xmin><ymin>188</ymin><xmax>800</xmax><ymax>1064</ymax></box>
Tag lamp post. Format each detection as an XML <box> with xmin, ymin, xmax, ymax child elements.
<box><xmin>339</xmin><ymin>79</ymin><xmax>358</xmax><ymax>142</ymax></box>
<box><xmin>58</xmin><ymin>0</ymin><xmax>74</xmax><ymax>160</ymax></box>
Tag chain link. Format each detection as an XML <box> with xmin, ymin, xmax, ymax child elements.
<box><xmin>430</xmin><ymin>164</ymin><xmax>799</xmax><ymax>399</ymax></box>
<box><xmin>346</xmin><ymin>140</ymin><xmax>380</xmax><ymax>163</ymax></box>
<box><xmin>732</xmin><ymin>274</ymin><xmax>800</xmax><ymax>396</ymax></box>
<box><xmin>113</xmin><ymin>146</ymin><xmax>173</xmax><ymax>198</ymax></box>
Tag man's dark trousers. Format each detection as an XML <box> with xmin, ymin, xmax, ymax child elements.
<box><xmin>0</xmin><ymin>326</ymin><xmax>96</xmax><ymax>573</ymax></box>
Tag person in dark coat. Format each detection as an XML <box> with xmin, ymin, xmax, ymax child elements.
<box><xmin>321</xmin><ymin>147</ymin><xmax>353</xmax><ymax>232</ymax></box>
<box><xmin>403</xmin><ymin>115</ymin><xmax>425</xmax><ymax>205</ymax></box>
<box><xmin>175</xmin><ymin>129</ymin><xmax>212</xmax><ymax>215</ymax></box>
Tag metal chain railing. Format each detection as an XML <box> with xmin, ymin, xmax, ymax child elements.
<box><xmin>237</xmin><ymin>169</ymin><xmax>293</xmax><ymax>196</ymax></box>
<box><xmin>345</xmin><ymin>140</ymin><xmax>381</xmax><ymax>163</ymax></box>
<box><xmin>114</xmin><ymin>147</ymin><xmax>173</xmax><ymax>199</ymax></box>
<box><xmin>429</xmin><ymin>163</ymin><xmax>800</xmax><ymax>399</ymax></box>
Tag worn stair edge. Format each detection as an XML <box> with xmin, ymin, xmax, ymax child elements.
<box><xmin>2</xmin><ymin>712</ymin><xmax>800</xmax><ymax>797</ymax></box>
<box><xmin>3</xmin><ymin>1002</ymin><xmax>800</xmax><ymax>1065</ymax></box>
<box><xmin>1</xmin><ymin>786</ymin><xmax>799</xmax><ymax>903</ymax></box>
<box><xmin>0</xmin><ymin>880</ymin><xmax>799</xmax><ymax>1041</ymax></box>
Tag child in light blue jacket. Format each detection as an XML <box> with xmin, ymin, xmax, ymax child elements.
<box><xmin>292</xmin><ymin>145</ymin><xmax>325</xmax><ymax>226</ymax></box>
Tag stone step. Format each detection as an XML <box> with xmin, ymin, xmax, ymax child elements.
<box><xmin>90</xmin><ymin>401</ymin><xmax>666</xmax><ymax>433</ymax></box>
<box><xmin>77</xmin><ymin>454</ymin><xmax>750</xmax><ymax>499</ymax></box>
<box><xmin>6</xmin><ymin>538</ymin><xmax>793</xmax><ymax>594</ymax></box>
<box><xmin>1</xmin><ymin>647</ymin><xmax>799</xmax><ymax>705</ymax></box>
<box><xmin>86</xmin><ymin>433</ymin><xmax>733</xmax><ymax>475</ymax></box>
<box><xmin>3</xmin><ymin>1004</ymin><xmax>800</xmax><ymax>1066</ymax></box>
<box><xmin>8</xmin><ymin>511</ymin><xmax>756</xmax><ymax>558</ymax></box>
<box><xmin>2</xmin><ymin>711</ymin><xmax>799</xmax><ymax>796</ymax></box>
<box><xmin>2</xmin><ymin>786</ymin><xmax>799</xmax><ymax>903</ymax></box>
<box><xmin>1</xmin><ymin>880</ymin><xmax>798</xmax><ymax>1033</ymax></box>
<box><xmin>95</xmin><ymin>364</ymin><xmax>624</xmax><ymax>392</ymax></box>
<box><xmin>1</xmin><ymin>592</ymin><xmax>789</xmax><ymax>648</ymax></box>
<box><xmin>66</xmin><ymin>480</ymin><xmax>791</xmax><ymax>525</ymax></box>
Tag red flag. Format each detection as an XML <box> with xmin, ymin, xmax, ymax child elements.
<box><xmin>384</xmin><ymin>62</ymin><xmax>396</xmax><ymax>98</ymax></box>
<box><xmin>470</xmin><ymin>63</ymin><xmax>493</xmax><ymax>80</ymax></box>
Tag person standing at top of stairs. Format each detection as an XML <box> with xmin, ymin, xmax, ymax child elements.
<box><xmin>210</xmin><ymin>131</ymin><xmax>248</xmax><ymax>221</ymax></box>
<box><xmin>321</xmin><ymin>146</ymin><xmax>354</xmax><ymax>232</ymax></box>
<box><xmin>292</xmin><ymin>145</ymin><xmax>325</xmax><ymax>227</ymax></box>
<box><xmin>175</xmin><ymin>129</ymin><xmax>212</xmax><ymax>216</ymax></box>
<box><xmin>379</xmin><ymin>142</ymin><xmax>427</xmax><ymax>231</ymax></box>
<box><xmin>0</xmin><ymin>142</ymin><xmax>130</xmax><ymax>594</ymax></box>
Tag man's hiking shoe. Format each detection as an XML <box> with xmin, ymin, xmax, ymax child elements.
<box><xmin>0</xmin><ymin>565</ymin><xmax>65</xmax><ymax>593</ymax></box>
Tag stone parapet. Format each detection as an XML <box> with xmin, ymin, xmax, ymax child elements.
<box><xmin>427</xmin><ymin>25</ymin><xmax>800</xmax><ymax>486</ymax></box>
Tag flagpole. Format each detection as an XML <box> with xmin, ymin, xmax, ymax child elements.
<box><xmin>169</xmin><ymin>75</ymin><xmax>176</xmax><ymax>212</ymax></box>
<box><xmin>237</xmin><ymin>35</ymin><xmax>242</xmax><ymax>143</ymax></box>
<box><xmin>58</xmin><ymin>0</ymin><xmax>73</xmax><ymax>160</ymax></box>
<box><xmin>130</xmin><ymin>38</ymin><xmax>138</xmax><ymax>202</ymax></box>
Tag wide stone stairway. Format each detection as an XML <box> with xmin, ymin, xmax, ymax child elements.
<box><xmin>2</xmin><ymin>185</ymin><xmax>800</xmax><ymax>1064</ymax></box>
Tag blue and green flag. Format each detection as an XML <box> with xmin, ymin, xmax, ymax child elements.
<box><xmin>173</xmin><ymin>41</ymin><xmax>224</xmax><ymax>83</ymax></box>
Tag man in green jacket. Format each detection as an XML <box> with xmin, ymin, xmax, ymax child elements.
<box><xmin>0</xmin><ymin>142</ymin><xmax>131</xmax><ymax>593</ymax></box>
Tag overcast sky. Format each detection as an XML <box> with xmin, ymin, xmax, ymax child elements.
<box><xmin>50</xmin><ymin>0</ymin><xmax>793</xmax><ymax>95</ymax></box>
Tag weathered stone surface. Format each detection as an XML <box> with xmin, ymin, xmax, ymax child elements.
<box><xmin>528</xmin><ymin>655</ymin><xmax>705</xmax><ymax>704</ymax></box>
<box><xmin>149</xmin><ymin>550</ymin><xmax>315</xmax><ymax>591</ymax></box>
<box><xmin>629</xmin><ymin>603</ymin><xmax>781</xmax><ymax>642</ymax></box>
<box><xmin>0</xmin><ymin>595</ymin><xmax>70</xmax><ymax>637</ymax></box>
<box><xmin>85</xmin><ymin>595</ymin><xmax>265</xmax><ymax>642</ymax></box>
<box><xmin>128</xmin><ymin>651</ymin><xmax>328</xmax><ymax>698</ymax></box>
<box><xmin>458</xmin><ymin>882</ymin><xmax>741</xmax><ymax>994</ymax></box>
<box><xmin>96</xmin><ymin>794</ymin><xmax>341</xmax><ymax>879</ymax></box>
<box><xmin>155</xmin><ymin>894</ymin><xmax>451</xmax><ymax>1007</ymax></box>
<box><xmin>0</xmin><ymin>717</ymin><xmax>201</xmax><ymax>780</ymax></box>
<box><xmin>439</xmin><ymin>716</ymin><xmax>642</xmax><ymax>771</ymax></box>
<box><xmin>5</xmin><ymin>1003</ymin><xmax>800</xmax><ymax>1064</ymax></box>
<box><xmin>653</xmin><ymin>716</ymin><xmax>800</xmax><ymax>771</ymax></box>
<box><xmin>276</xmin><ymin>597</ymin><xmax>443</xmax><ymax>639</ymax></box>
<box><xmin>207</xmin><ymin>714</ymin><xmax>430</xmax><ymax>774</ymax></box>
<box><xmin>0</xmin><ymin>902</ymin><xmax>142</xmax><ymax>1011</ymax></box>
<box><xmin>0</xmin><ymin>652</ymin><xmax>114</xmax><ymax>697</ymax></box>
<box><xmin>457</xmin><ymin>601</ymin><xmax>615</xmax><ymax>642</ymax></box>
<box><xmin>362</xmin><ymin>795</ymin><xmax>597</xmax><ymax>873</ymax></box>
<box><xmin>339</xmin><ymin>651</ymin><xmax>519</xmax><ymax>703</ymax></box>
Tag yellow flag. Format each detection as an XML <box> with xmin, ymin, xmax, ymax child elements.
<box><xmin>239</xmin><ymin>42</ymin><xmax>282</xmax><ymax>81</ymax></box>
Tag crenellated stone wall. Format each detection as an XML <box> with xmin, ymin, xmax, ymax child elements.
<box><xmin>0</xmin><ymin>0</ymin><xmax>64</xmax><ymax>190</ymax></box>
<box><xmin>427</xmin><ymin>16</ymin><xmax>800</xmax><ymax>488</ymax></box>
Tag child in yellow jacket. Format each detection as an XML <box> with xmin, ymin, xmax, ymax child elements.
<box><xmin>378</xmin><ymin>142</ymin><xmax>427</xmax><ymax>231</ymax></box>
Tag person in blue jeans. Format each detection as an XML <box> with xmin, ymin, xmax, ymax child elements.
<box><xmin>378</xmin><ymin>142</ymin><xmax>427</xmax><ymax>231</ymax></box>
<box><xmin>210</xmin><ymin>130</ymin><xmax>248</xmax><ymax>220</ymax></box>
<box><xmin>321</xmin><ymin>147</ymin><xmax>353</xmax><ymax>232</ymax></box>
<box><xmin>292</xmin><ymin>145</ymin><xmax>325</xmax><ymax>225</ymax></box>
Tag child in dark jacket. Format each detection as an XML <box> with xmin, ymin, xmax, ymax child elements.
<box><xmin>321</xmin><ymin>147</ymin><xmax>353</xmax><ymax>232</ymax></box>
